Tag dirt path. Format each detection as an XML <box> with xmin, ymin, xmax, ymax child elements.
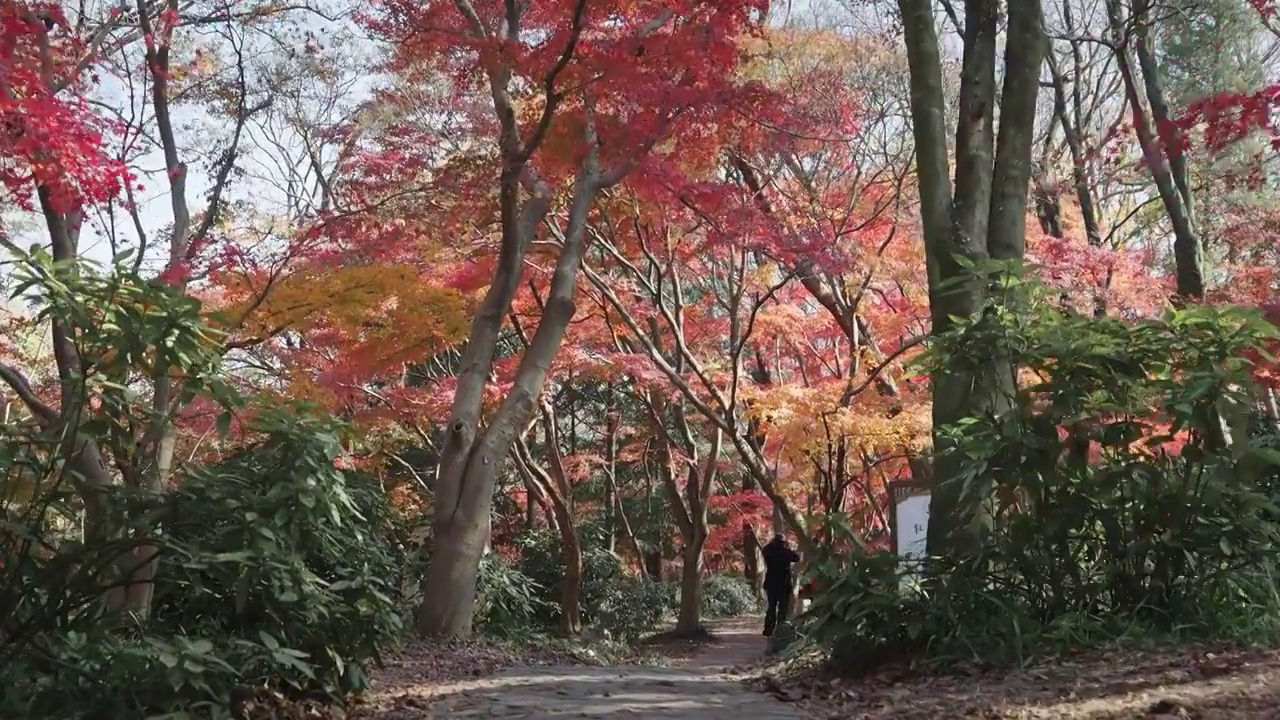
<box><xmin>388</xmin><ymin>617</ymin><xmax>808</xmax><ymax>719</ymax></box>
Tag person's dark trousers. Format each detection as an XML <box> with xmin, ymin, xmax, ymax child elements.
<box><xmin>763</xmin><ymin>586</ymin><xmax>790</xmax><ymax>637</ymax></box>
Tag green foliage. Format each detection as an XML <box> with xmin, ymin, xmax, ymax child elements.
<box><xmin>766</xmin><ymin>620</ymin><xmax>802</xmax><ymax>656</ymax></box>
<box><xmin>805</xmin><ymin>546</ymin><xmax>1049</xmax><ymax>672</ymax></box>
<box><xmin>150</xmin><ymin>408</ymin><xmax>403</xmax><ymax>697</ymax></box>
<box><xmin>0</xmin><ymin>429</ymin><xmax>132</xmax><ymax>667</ymax></box>
<box><xmin>1</xmin><ymin>258</ymin><xmax>404</xmax><ymax>720</ymax></box>
<box><xmin>9</xmin><ymin>250</ymin><xmax>239</xmax><ymax>459</ymax></box>
<box><xmin>5</xmin><ymin>408</ymin><xmax>406</xmax><ymax>718</ymax></box>
<box><xmin>810</xmin><ymin>292</ymin><xmax>1280</xmax><ymax>674</ymax></box>
<box><xmin>700</xmin><ymin>575</ymin><xmax>761</xmax><ymax>618</ymax></box>
<box><xmin>595</xmin><ymin>579</ymin><xmax>672</xmax><ymax>642</ymax></box>
<box><xmin>12</xmin><ymin>632</ymin><xmax>242</xmax><ymax>719</ymax></box>
<box><xmin>513</xmin><ymin>529</ymin><xmax>626</xmax><ymax>627</ymax></box>
<box><xmin>474</xmin><ymin>553</ymin><xmax>549</xmax><ymax>636</ymax></box>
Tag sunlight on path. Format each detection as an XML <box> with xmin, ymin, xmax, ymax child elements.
<box><xmin>421</xmin><ymin>618</ymin><xmax>809</xmax><ymax>719</ymax></box>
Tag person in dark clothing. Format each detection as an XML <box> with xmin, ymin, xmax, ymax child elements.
<box><xmin>761</xmin><ymin>533</ymin><xmax>800</xmax><ymax>637</ymax></box>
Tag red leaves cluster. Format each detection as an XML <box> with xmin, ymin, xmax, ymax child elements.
<box><xmin>705</xmin><ymin>491</ymin><xmax>771</xmax><ymax>561</ymax></box>
<box><xmin>1177</xmin><ymin>87</ymin><xmax>1280</xmax><ymax>153</ymax></box>
<box><xmin>0</xmin><ymin>2</ymin><xmax>129</xmax><ymax>216</ymax></box>
<box><xmin>1027</xmin><ymin>230</ymin><xmax>1172</xmax><ymax>317</ymax></box>
<box><xmin>371</xmin><ymin>1</ymin><xmax>764</xmax><ymax>134</ymax></box>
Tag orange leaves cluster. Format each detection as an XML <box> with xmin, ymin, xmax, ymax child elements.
<box><xmin>221</xmin><ymin>263</ymin><xmax>469</xmax><ymax>345</ymax></box>
<box><xmin>743</xmin><ymin>382</ymin><xmax>929</xmax><ymax>467</ymax></box>
<box><xmin>213</xmin><ymin>263</ymin><xmax>471</xmax><ymax>417</ymax></box>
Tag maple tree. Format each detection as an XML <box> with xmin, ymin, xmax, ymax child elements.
<box><xmin>355</xmin><ymin>0</ymin><xmax>775</xmax><ymax>638</ymax></box>
<box><xmin>9</xmin><ymin>0</ymin><xmax>1280</xmax><ymax>713</ymax></box>
<box><xmin>0</xmin><ymin>0</ymin><xmax>383</xmax><ymax>617</ymax></box>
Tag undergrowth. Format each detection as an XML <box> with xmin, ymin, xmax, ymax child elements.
<box><xmin>802</xmin><ymin>288</ymin><xmax>1280</xmax><ymax>675</ymax></box>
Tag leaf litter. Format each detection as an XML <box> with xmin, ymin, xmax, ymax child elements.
<box><xmin>346</xmin><ymin>638</ymin><xmax>581</xmax><ymax>719</ymax></box>
<box><xmin>752</xmin><ymin>644</ymin><xmax>1280</xmax><ymax>719</ymax></box>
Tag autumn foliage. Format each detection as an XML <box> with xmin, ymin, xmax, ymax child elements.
<box><xmin>7</xmin><ymin>2</ymin><xmax>1280</xmax><ymax>712</ymax></box>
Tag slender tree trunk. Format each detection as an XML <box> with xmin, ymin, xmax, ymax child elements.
<box><xmin>513</xmin><ymin>416</ymin><xmax>584</xmax><ymax>634</ymax></box>
<box><xmin>676</xmin><ymin>533</ymin><xmax>706</xmax><ymax>634</ymax></box>
<box><xmin>743</xmin><ymin>523</ymin><xmax>762</xmax><ymax>597</ymax></box>
<box><xmin>604</xmin><ymin>397</ymin><xmax>619</xmax><ymax>553</ymax></box>
<box><xmin>742</xmin><ymin>470</ymin><xmax>762</xmax><ymax>594</ymax></box>
<box><xmin>1107</xmin><ymin>0</ymin><xmax>1204</xmax><ymax>299</ymax></box>
<box><xmin>552</xmin><ymin>501</ymin><xmax>583</xmax><ymax>635</ymax></box>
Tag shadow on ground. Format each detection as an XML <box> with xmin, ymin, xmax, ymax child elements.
<box><xmin>355</xmin><ymin>617</ymin><xmax>805</xmax><ymax>720</ymax></box>
<box><xmin>421</xmin><ymin>665</ymin><xmax>803</xmax><ymax>719</ymax></box>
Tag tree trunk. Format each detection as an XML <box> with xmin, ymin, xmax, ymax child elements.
<box><xmin>513</xmin><ymin>420</ymin><xmax>583</xmax><ymax>634</ymax></box>
<box><xmin>1107</xmin><ymin>0</ymin><xmax>1204</xmax><ymax>299</ymax></box>
<box><xmin>742</xmin><ymin>520</ymin><xmax>761</xmax><ymax>593</ymax></box>
<box><xmin>604</xmin><ymin>400</ymin><xmax>620</xmax><ymax>554</ymax></box>
<box><xmin>740</xmin><ymin>471</ymin><xmax>761</xmax><ymax>592</ymax></box>
<box><xmin>897</xmin><ymin>0</ymin><xmax>1044</xmax><ymax>557</ymax></box>
<box><xmin>676</xmin><ymin>535</ymin><xmax>706</xmax><ymax>634</ymax></box>
<box><xmin>553</xmin><ymin>502</ymin><xmax>583</xmax><ymax>635</ymax></box>
<box><xmin>419</xmin><ymin>166</ymin><xmax>599</xmax><ymax>638</ymax></box>
<box><xmin>416</xmin><ymin>473</ymin><xmax>493</xmax><ymax>636</ymax></box>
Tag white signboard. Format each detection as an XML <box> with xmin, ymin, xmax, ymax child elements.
<box><xmin>892</xmin><ymin>486</ymin><xmax>930</xmax><ymax>589</ymax></box>
<box><xmin>894</xmin><ymin>493</ymin><xmax>930</xmax><ymax>560</ymax></box>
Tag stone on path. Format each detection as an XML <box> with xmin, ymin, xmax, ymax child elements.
<box><xmin>421</xmin><ymin>618</ymin><xmax>808</xmax><ymax>719</ymax></box>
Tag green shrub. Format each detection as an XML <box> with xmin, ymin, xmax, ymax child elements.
<box><xmin>596</xmin><ymin>579</ymin><xmax>672</xmax><ymax>641</ymax></box>
<box><xmin>7</xmin><ymin>632</ymin><xmax>241</xmax><ymax>719</ymax></box>
<box><xmin>1</xmin><ymin>258</ymin><xmax>406</xmax><ymax>717</ymax></box>
<box><xmin>514</xmin><ymin>530</ymin><xmax>626</xmax><ymax>626</ymax></box>
<box><xmin>807</xmin><ymin>290</ymin><xmax>1280</xmax><ymax>674</ymax></box>
<box><xmin>766</xmin><ymin>620</ymin><xmax>803</xmax><ymax>656</ymax></box>
<box><xmin>582</xmin><ymin>547</ymin><xmax>627</xmax><ymax>616</ymax></box>
<box><xmin>475</xmin><ymin>553</ymin><xmax>549</xmax><ymax>636</ymax></box>
<box><xmin>700</xmin><ymin>575</ymin><xmax>761</xmax><ymax>618</ymax></box>
<box><xmin>149</xmin><ymin>409</ymin><xmax>403</xmax><ymax>698</ymax></box>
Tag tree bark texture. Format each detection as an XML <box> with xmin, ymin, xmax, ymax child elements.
<box><xmin>897</xmin><ymin>0</ymin><xmax>1045</xmax><ymax>556</ymax></box>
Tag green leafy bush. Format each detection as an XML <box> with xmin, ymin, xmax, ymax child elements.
<box><xmin>150</xmin><ymin>408</ymin><xmax>403</xmax><ymax>697</ymax></box>
<box><xmin>6</xmin><ymin>410</ymin><xmax>407</xmax><ymax>719</ymax></box>
<box><xmin>805</xmin><ymin>547</ymin><xmax>1035</xmax><ymax>671</ymax></box>
<box><xmin>596</xmin><ymin>579</ymin><xmax>672</xmax><ymax>641</ymax></box>
<box><xmin>0</xmin><ymin>254</ymin><xmax>241</xmax><ymax>677</ymax></box>
<box><xmin>475</xmin><ymin>553</ymin><xmax>549</xmax><ymax>636</ymax></box>
<box><xmin>766</xmin><ymin>620</ymin><xmax>803</xmax><ymax>656</ymax></box>
<box><xmin>808</xmin><ymin>289</ymin><xmax>1280</xmax><ymax>673</ymax></box>
<box><xmin>514</xmin><ymin>530</ymin><xmax>626</xmax><ymax>626</ymax></box>
<box><xmin>8</xmin><ymin>632</ymin><xmax>242</xmax><ymax>719</ymax></box>
<box><xmin>700</xmin><ymin>574</ymin><xmax>761</xmax><ymax>618</ymax></box>
<box><xmin>1</xmin><ymin>257</ymin><xmax>407</xmax><ymax>718</ymax></box>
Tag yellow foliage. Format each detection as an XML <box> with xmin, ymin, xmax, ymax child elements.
<box><xmin>218</xmin><ymin>263</ymin><xmax>472</xmax><ymax>357</ymax></box>
<box><xmin>742</xmin><ymin>381</ymin><xmax>931</xmax><ymax>475</ymax></box>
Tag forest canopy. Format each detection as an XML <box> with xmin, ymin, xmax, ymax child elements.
<box><xmin>4</xmin><ymin>0</ymin><xmax>1280</xmax><ymax>717</ymax></box>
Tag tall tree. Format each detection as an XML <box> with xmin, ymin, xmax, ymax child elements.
<box><xmin>895</xmin><ymin>0</ymin><xmax>1046</xmax><ymax>554</ymax></box>
<box><xmin>366</xmin><ymin>0</ymin><xmax>768</xmax><ymax>638</ymax></box>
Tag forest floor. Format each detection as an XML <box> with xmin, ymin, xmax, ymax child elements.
<box><xmin>352</xmin><ymin>616</ymin><xmax>803</xmax><ymax>719</ymax></box>
<box><xmin>758</xmin><ymin>643</ymin><xmax>1280</xmax><ymax>719</ymax></box>
<box><xmin>353</xmin><ymin>620</ymin><xmax>1280</xmax><ymax>719</ymax></box>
